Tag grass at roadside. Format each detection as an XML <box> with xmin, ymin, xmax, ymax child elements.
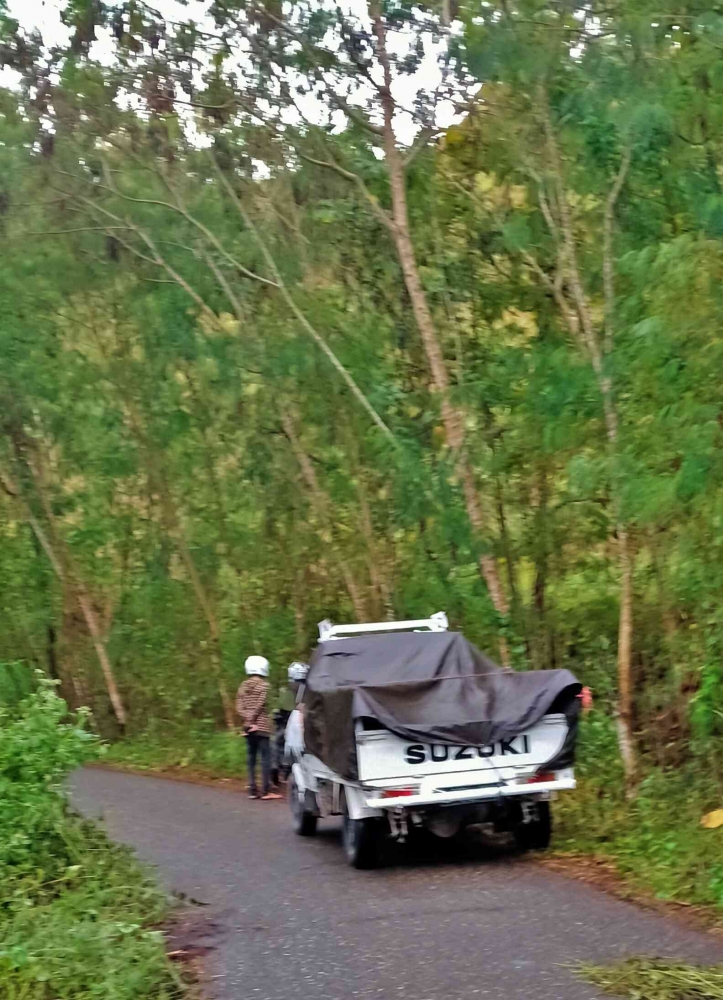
<box><xmin>554</xmin><ymin>713</ymin><xmax>723</xmax><ymax>914</ymax></box>
<box><xmin>581</xmin><ymin>958</ymin><xmax>723</xmax><ymax>999</ymax></box>
<box><xmin>1</xmin><ymin>822</ymin><xmax>187</xmax><ymax>1000</ymax></box>
<box><xmin>104</xmin><ymin>724</ymin><xmax>246</xmax><ymax>779</ymax></box>
<box><xmin>0</xmin><ymin>679</ymin><xmax>190</xmax><ymax>1000</ymax></box>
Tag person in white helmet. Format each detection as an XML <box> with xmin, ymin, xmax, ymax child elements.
<box><xmin>235</xmin><ymin>655</ymin><xmax>281</xmax><ymax>800</ymax></box>
<box><xmin>271</xmin><ymin>662</ymin><xmax>309</xmax><ymax>785</ymax></box>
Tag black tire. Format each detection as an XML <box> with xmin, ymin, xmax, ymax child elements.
<box><xmin>288</xmin><ymin>774</ymin><xmax>318</xmax><ymax>837</ymax></box>
<box><xmin>342</xmin><ymin>807</ymin><xmax>382</xmax><ymax>869</ymax></box>
<box><xmin>514</xmin><ymin>800</ymin><xmax>552</xmax><ymax>852</ymax></box>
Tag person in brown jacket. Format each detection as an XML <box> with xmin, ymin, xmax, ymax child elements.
<box><xmin>236</xmin><ymin>656</ymin><xmax>281</xmax><ymax>800</ymax></box>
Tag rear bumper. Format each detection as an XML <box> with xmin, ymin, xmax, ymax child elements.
<box><xmin>365</xmin><ymin>775</ymin><xmax>576</xmax><ymax>810</ymax></box>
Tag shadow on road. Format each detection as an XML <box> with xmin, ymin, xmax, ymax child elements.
<box><xmin>314</xmin><ymin>821</ymin><xmax>530</xmax><ymax>871</ymax></box>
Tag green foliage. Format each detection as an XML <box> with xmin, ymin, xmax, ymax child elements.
<box><xmin>691</xmin><ymin>663</ymin><xmax>723</xmax><ymax>742</ymax></box>
<box><xmin>0</xmin><ymin>661</ymin><xmax>34</xmax><ymax>707</ymax></box>
<box><xmin>3</xmin><ymin>0</ymin><xmax>723</xmax><ymax>935</ymax></box>
<box><xmin>0</xmin><ymin>678</ymin><xmax>99</xmax><ymax>899</ymax></box>
<box><xmin>581</xmin><ymin>959</ymin><xmax>723</xmax><ymax>1000</ymax></box>
<box><xmin>556</xmin><ymin>718</ymin><xmax>723</xmax><ymax>910</ymax></box>
<box><xmin>105</xmin><ymin>724</ymin><xmax>247</xmax><ymax>778</ymax></box>
<box><xmin>0</xmin><ymin>676</ymin><xmax>186</xmax><ymax>999</ymax></box>
<box><xmin>0</xmin><ymin>830</ymin><xmax>185</xmax><ymax>1000</ymax></box>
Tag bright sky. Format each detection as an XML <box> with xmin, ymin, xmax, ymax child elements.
<box><xmin>7</xmin><ymin>0</ymin><xmax>70</xmax><ymax>48</ymax></box>
<box><xmin>4</xmin><ymin>0</ymin><xmax>462</xmax><ymax>146</ymax></box>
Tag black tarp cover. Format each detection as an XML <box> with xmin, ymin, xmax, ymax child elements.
<box><xmin>303</xmin><ymin>631</ymin><xmax>581</xmax><ymax>780</ymax></box>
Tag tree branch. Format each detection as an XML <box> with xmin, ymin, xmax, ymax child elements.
<box><xmin>522</xmin><ymin>249</ymin><xmax>582</xmax><ymax>342</ymax></box>
<box><xmin>61</xmin><ymin>188</ymin><xmax>217</xmax><ymax>315</ymax></box>
<box><xmin>212</xmin><ymin>155</ymin><xmax>395</xmax><ymax>443</ymax></box>
<box><xmin>18</xmin><ymin>226</ymin><xmax>133</xmax><ymax>237</ymax></box>
<box><xmin>603</xmin><ymin>144</ymin><xmax>632</xmax><ymax>355</ymax></box>
<box><xmin>538</xmin><ymin>86</ymin><xmax>602</xmax><ymax>376</ymax></box>
<box><xmin>0</xmin><ymin>466</ymin><xmax>65</xmax><ymax>581</ymax></box>
<box><xmin>95</xmin><ymin>162</ymin><xmax>279</xmax><ymax>288</ymax></box>
<box><xmin>298</xmin><ymin>150</ymin><xmax>394</xmax><ymax>233</ymax></box>
<box><xmin>202</xmin><ymin>249</ymin><xmax>244</xmax><ymax>321</ymax></box>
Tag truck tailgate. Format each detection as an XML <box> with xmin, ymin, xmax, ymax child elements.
<box><xmin>356</xmin><ymin>714</ymin><xmax>568</xmax><ymax>783</ymax></box>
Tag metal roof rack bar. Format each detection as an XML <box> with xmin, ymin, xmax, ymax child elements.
<box><xmin>318</xmin><ymin>612</ymin><xmax>449</xmax><ymax>642</ymax></box>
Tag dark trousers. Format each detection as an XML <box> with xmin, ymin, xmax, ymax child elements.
<box><xmin>272</xmin><ymin>710</ymin><xmax>290</xmax><ymax>782</ymax></box>
<box><xmin>273</xmin><ymin>727</ymin><xmax>286</xmax><ymax>779</ymax></box>
<box><xmin>246</xmin><ymin>732</ymin><xmax>271</xmax><ymax>796</ymax></box>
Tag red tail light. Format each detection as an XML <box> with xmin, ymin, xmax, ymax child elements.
<box><xmin>380</xmin><ymin>787</ymin><xmax>416</xmax><ymax>798</ymax></box>
<box><xmin>525</xmin><ymin>772</ymin><xmax>554</xmax><ymax>784</ymax></box>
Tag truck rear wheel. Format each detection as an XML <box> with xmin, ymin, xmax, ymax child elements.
<box><xmin>342</xmin><ymin>807</ymin><xmax>382</xmax><ymax>869</ymax></box>
<box><xmin>289</xmin><ymin>774</ymin><xmax>318</xmax><ymax>837</ymax></box>
<box><xmin>513</xmin><ymin>800</ymin><xmax>552</xmax><ymax>851</ymax></box>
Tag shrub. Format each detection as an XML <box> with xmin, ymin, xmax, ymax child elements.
<box><xmin>0</xmin><ymin>675</ymin><xmax>187</xmax><ymax>999</ymax></box>
<box><xmin>0</xmin><ymin>677</ymin><xmax>99</xmax><ymax>902</ymax></box>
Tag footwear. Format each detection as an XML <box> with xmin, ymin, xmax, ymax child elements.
<box><xmin>248</xmin><ymin>792</ymin><xmax>259</xmax><ymax>800</ymax></box>
<box><xmin>261</xmin><ymin>792</ymin><xmax>282</xmax><ymax>800</ymax></box>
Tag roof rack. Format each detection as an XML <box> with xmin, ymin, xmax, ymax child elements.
<box><xmin>318</xmin><ymin>612</ymin><xmax>449</xmax><ymax>642</ymax></box>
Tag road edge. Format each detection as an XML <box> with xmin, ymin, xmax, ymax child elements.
<box><xmin>88</xmin><ymin>761</ymin><xmax>723</xmax><ymax>938</ymax></box>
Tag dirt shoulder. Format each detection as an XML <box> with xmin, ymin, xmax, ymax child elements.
<box><xmin>537</xmin><ymin>853</ymin><xmax>723</xmax><ymax>936</ymax></box>
<box><xmin>86</xmin><ymin>759</ymin><xmax>249</xmax><ymax>793</ymax></box>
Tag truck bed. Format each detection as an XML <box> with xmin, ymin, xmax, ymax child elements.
<box><xmin>356</xmin><ymin>713</ymin><xmax>569</xmax><ymax>785</ymax></box>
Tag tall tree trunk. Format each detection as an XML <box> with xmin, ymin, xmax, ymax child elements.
<box><xmin>76</xmin><ymin>589</ymin><xmax>126</xmax><ymax>731</ymax></box>
<box><xmin>531</xmin><ymin>465</ymin><xmax>552</xmax><ymax>669</ymax></box>
<box><xmin>616</xmin><ymin>527</ymin><xmax>636</xmax><ymax>786</ymax></box>
<box><xmin>539</xmin><ymin>96</ymin><xmax>636</xmax><ymax>784</ymax></box>
<box><xmin>369</xmin><ymin>3</ymin><xmax>510</xmax><ymax>663</ymax></box>
<box><xmin>495</xmin><ymin>480</ymin><xmax>521</xmax><ymax>617</ymax></box>
<box><xmin>29</xmin><ymin>527</ymin><xmax>64</xmax><ymax>685</ymax></box>
<box><xmin>56</xmin><ymin>583</ymin><xmax>90</xmax><ymax>717</ymax></box>
<box><xmin>31</xmin><ymin>448</ymin><xmax>128</xmax><ymax>728</ymax></box>
<box><xmin>58</xmin><ymin>591</ymin><xmax>91</xmax><ymax>710</ymax></box>
<box><xmin>0</xmin><ymin>464</ymin><xmax>126</xmax><ymax>727</ymax></box>
<box><xmin>461</xmin><ymin>468</ymin><xmax>511</xmax><ymax>665</ymax></box>
<box><xmin>47</xmin><ymin>623</ymin><xmax>59</xmax><ymax>681</ymax></box>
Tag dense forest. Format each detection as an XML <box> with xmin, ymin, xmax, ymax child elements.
<box><xmin>1</xmin><ymin>0</ymin><xmax>723</xmax><ymax>790</ymax></box>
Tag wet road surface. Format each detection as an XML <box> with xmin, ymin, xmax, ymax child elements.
<box><xmin>70</xmin><ymin>768</ymin><xmax>723</xmax><ymax>1000</ymax></box>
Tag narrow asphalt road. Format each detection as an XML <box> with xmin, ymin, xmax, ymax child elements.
<box><xmin>70</xmin><ymin>769</ymin><xmax>722</xmax><ymax>1000</ymax></box>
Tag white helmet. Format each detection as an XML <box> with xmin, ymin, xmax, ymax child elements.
<box><xmin>288</xmin><ymin>661</ymin><xmax>309</xmax><ymax>683</ymax></box>
<box><xmin>245</xmin><ymin>655</ymin><xmax>269</xmax><ymax>677</ymax></box>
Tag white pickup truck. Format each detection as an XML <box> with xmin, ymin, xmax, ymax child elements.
<box><xmin>288</xmin><ymin>614</ymin><xmax>579</xmax><ymax>868</ymax></box>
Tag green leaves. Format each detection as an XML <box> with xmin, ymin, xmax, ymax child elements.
<box><xmin>2</xmin><ymin>0</ymin><xmax>723</xmax><ymax>794</ymax></box>
<box><xmin>691</xmin><ymin>662</ymin><xmax>723</xmax><ymax>741</ymax></box>
<box><xmin>501</xmin><ymin>216</ymin><xmax>532</xmax><ymax>253</ymax></box>
<box><xmin>0</xmin><ymin>674</ymin><xmax>185</xmax><ymax>997</ymax></box>
<box><xmin>0</xmin><ymin>677</ymin><xmax>99</xmax><ymax>894</ymax></box>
